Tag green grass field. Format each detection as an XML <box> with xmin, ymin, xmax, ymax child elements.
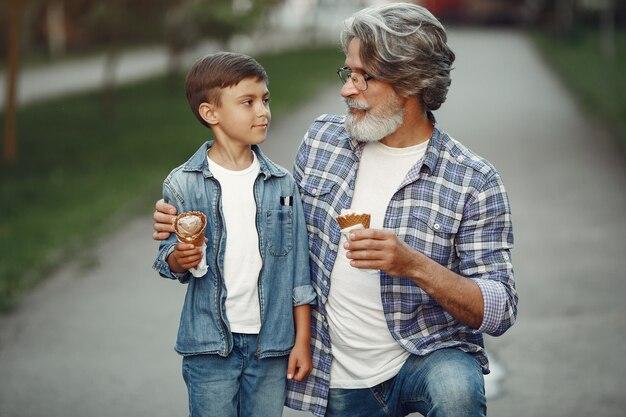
<box><xmin>0</xmin><ymin>46</ymin><xmax>344</xmax><ymax>310</ymax></box>
<box><xmin>531</xmin><ymin>28</ymin><xmax>626</xmax><ymax>151</ymax></box>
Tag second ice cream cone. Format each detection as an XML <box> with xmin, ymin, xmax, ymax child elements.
<box><xmin>336</xmin><ymin>211</ymin><xmax>370</xmax><ymax>230</ymax></box>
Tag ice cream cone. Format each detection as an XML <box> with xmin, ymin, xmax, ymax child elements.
<box><xmin>336</xmin><ymin>211</ymin><xmax>370</xmax><ymax>230</ymax></box>
<box><xmin>174</xmin><ymin>211</ymin><xmax>207</xmax><ymax>246</ymax></box>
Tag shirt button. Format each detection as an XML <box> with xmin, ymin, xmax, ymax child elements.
<box><xmin>323</xmin><ymin>280</ymin><xmax>328</xmax><ymax>286</ymax></box>
<box><xmin>456</xmin><ymin>155</ymin><xmax>465</xmax><ymax>162</ymax></box>
<box><xmin>433</xmin><ymin>223</ymin><xmax>441</xmax><ymax>231</ymax></box>
<box><xmin>312</xmin><ymin>188</ymin><xmax>319</xmax><ymax>195</ymax></box>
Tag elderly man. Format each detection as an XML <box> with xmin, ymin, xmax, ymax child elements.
<box><xmin>153</xmin><ymin>3</ymin><xmax>517</xmax><ymax>416</ymax></box>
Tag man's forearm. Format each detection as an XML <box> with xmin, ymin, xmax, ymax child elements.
<box><xmin>410</xmin><ymin>254</ymin><xmax>484</xmax><ymax>329</ymax></box>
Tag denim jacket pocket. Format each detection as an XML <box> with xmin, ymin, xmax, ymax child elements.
<box><xmin>266</xmin><ymin>208</ymin><xmax>293</xmax><ymax>256</ymax></box>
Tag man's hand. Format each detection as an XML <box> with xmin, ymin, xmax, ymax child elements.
<box><xmin>344</xmin><ymin>228</ymin><xmax>422</xmax><ymax>277</ymax></box>
<box><xmin>152</xmin><ymin>199</ymin><xmax>178</xmax><ymax>240</ymax></box>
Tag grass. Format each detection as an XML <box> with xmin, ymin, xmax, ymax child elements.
<box><xmin>0</xmin><ymin>45</ymin><xmax>344</xmax><ymax>311</ymax></box>
<box><xmin>531</xmin><ymin>28</ymin><xmax>626</xmax><ymax>151</ymax></box>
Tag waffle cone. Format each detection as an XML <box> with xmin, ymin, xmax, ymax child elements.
<box><xmin>174</xmin><ymin>211</ymin><xmax>207</xmax><ymax>246</ymax></box>
<box><xmin>336</xmin><ymin>213</ymin><xmax>370</xmax><ymax>230</ymax></box>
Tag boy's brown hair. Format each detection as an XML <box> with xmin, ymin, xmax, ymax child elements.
<box><xmin>185</xmin><ymin>52</ymin><xmax>268</xmax><ymax>127</ymax></box>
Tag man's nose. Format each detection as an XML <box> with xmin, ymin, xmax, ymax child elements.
<box><xmin>340</xmin><ymin>77</ymin><xmax>359</xmax><ymax>97</ymax></box>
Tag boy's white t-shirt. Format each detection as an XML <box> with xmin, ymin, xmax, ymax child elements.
<box><xmin>327</xmin><ymin>139</ymin><xmax>429</xmax><ymax>388</ymax></box>
<box><xmin>207</xmin><ymin>152</ymin><xmax>262</xmax><ymax>334</ymax></box>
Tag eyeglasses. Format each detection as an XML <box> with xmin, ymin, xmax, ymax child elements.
<box><xmin>337</xmin><ymin>66</ymin><xmax>374</xmax><ymax>91</ymax></box>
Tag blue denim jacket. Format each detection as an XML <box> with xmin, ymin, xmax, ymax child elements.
<box><xmin>153</xmin><ymin>141</ymin><xmax>316</xmax><ymax>358</ymax></box>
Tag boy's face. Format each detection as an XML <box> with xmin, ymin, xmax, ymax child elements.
<box><xmin>208</xmin><ymin>77</ymin><xmax>271</xmax><ymax>147</ymax></box>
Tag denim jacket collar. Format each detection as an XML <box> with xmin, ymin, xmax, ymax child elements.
<box><xmin>182</xmin><ymin>141</ymin><xmax>286</xmax><ymax>180</ymax></box>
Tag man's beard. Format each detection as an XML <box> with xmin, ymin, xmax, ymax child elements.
<box><xmin>344</xmin><ymin>95</ymin><xmax>405</xmax><ymax>143</ymax></box>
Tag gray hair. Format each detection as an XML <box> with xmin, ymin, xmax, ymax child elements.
<box><xmin>340</xmin><ymin>2</ymin><xmax>455</xmax><ymax>111</ymax></box>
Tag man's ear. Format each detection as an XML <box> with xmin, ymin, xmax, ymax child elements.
<box><xmin>199</xmin><ymin>102</ymin><xmax>218</xmax><ymax>125</ymax></box>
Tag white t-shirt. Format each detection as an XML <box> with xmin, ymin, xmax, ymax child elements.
<box><xmin>327</xmin><ymin>140</ymin><xmax>429</xmax><ymax>388</ymax></box>
<box><xmin>207</xmin><ymin>153</ymin><xmax>262</xmax><ymax>334</ymax></box>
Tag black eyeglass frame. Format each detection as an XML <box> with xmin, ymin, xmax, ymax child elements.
<box><xmin>336</xmin><ymin>66</ymin><xmax>375</xmax><ymax>91</ymax></box>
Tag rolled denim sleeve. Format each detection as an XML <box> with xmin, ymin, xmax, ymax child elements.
<box><xmin>290</xmin><ymin>181</ymin><xmax>316</xmax><ymax>307</ymax></box>
<box><xmin>153</xmin><ymin>241</ymin><xmax>191</xmax><ymax>283</ymax></box>
<box><xmin>293</xmin><ymin>285</ymin><xmax>316</xmax><ymax>306</ymax></box>
<box><xmin>151</xmin><ymin>176</ymin><xmax>192</xmax><ymax>283</ymax></box>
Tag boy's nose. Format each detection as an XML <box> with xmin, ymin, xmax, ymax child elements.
<box><xmin>257</xmin><ymin>105</ymin><xmax>269</xmax><ymax>117</ymax></box>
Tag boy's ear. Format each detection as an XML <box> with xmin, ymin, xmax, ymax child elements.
<box><xmin>198</xmin><ymin>102</ymin><xmax>218</xmax><ymax>125</ymax></box>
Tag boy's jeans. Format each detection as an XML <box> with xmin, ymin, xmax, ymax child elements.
<box><xmin>182</xmin><ymin>333</ymin><xmax>288</xmax><ymax>417</ymax></box>
<box><xmin>326</xmin><ymin>348</ymin><xmax>486</xmax><ymax>417</ymax></box>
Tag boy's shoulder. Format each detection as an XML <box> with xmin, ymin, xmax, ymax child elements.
<box><xmin>253</xmin><ymin>146</ymin><xmax>292</xmax><ymax>180</ymax></box>
<box><xmin>165</xmin><ymin>141</ymin><xmax>210</xmax><ymax>180</ymax></box>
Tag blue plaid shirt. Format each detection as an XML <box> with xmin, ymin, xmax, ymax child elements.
<box><xmin>286</xmin><ymin>114</ymin><xmax>517</xmax><ymax>417</ymax></box>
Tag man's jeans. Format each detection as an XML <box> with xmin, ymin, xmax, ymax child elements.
<box><xmin>326</xmin><ymin>348</ymin><xmax>486</xmax><ymax>417</ymax></box>
<box><xmin>182</xmin><ymin>333</ymin><xmax>288</xmax><ymax>417</ymax></box>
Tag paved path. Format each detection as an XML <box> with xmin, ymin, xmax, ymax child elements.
<box><xmin>1</xmin><ymin>29</ymin><xmax>625</xmax><ymax>417</ymax></box>
<box><xmin>440</xmin><ymin>29</ymin><xmax>626</xmax><ymax>417</ymax></box>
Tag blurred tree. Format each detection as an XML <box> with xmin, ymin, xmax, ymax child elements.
<box><xmin>3</xmin><ymin>0</ymin><xmax>22</xmax><ymax>163</ymax></box>
<box><xmin>599</xmin><ymin>0</ymin><xmax>615</xmax><ymax>59</ymax></box>
<box><xmin>164</xmin><ymin>1</ymin><xmax>196</xmax><ymax>88</ymax></box>
<box><xmin>526</xmin><ymin>0</ymin><xmax>575</xmax><ymax>35</ymax></box>
<box><xmin>77</xmin><ymin>0</ymin><xmax>171</xmax><ymax>117</ymax></box>
<box><xmin>188</xmin><ymin>0</ymin><xmax>283</xmax><ymax>46</ymax></box>
<box><xmin>530</xmin><ymin>0</ymin><xmax>619</xmax><ymax>59</ymax></box>
<box><xmin>162</xmin><ymin>0</ymin><xmax>285</xmax><ymax>88</ymax></box>
<box><xmin>0</xmin><ymin>5</ymin><xmax>8</xmax><ymax>64</ymax></box>
<box><xmin>79</xmin><ymin>0</ymin><xmax>129</xmax><ymax>117</ymax></box>
<box><xmin>556</xmin><ymin>0</ymin><xmax>576</xmax><ymax>35</ymax></box>
<box><xmin>1</xmin><ymin>0</ymin><xmax>288</xmax><ymax>124</ymax></box>
<box><xmin>45</xmin><ymin>1</ymin><xmax>66</xmax><ymax>59</ymax></box>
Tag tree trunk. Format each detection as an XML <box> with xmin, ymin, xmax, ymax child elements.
<box><xmin>102</xmin><ymin>49</ymin><xmax>119</xmax><ymax>119</ymax></box>
<box><xmin>556</xmin><ymin>0</ymin><xmax>574</xmax><ymax>37</ymax></box>
<box><xmin>46</xmin><ymin>1</ymin><xmax>67</xmax><ymax>59</ymax></box>
<box><xmin>3</xmin><ymin>0</ymin><xmax>21</xmax><ymax>163</ymax></box>
<box><xmin>601</xmin><ymin>0</ymin><xmax>615</xmax><ymax>60</ymax></box>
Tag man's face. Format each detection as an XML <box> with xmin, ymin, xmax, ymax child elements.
<box><xmin>341</xmin><ymin>38</ymin><xmax>405</xmax><ymax>143</ymax></box>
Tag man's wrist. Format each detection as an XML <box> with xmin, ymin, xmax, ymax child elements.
<box><xmin>407</xmin><ymin>249</ymin><xmax>429</xmax><ymax>282</ymax></box>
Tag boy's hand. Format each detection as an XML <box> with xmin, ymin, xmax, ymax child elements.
<box><xmin>170</xmin><ymin>241</ymin><xmax>206</xmax><ymax>271</ymax></box>
<box><xmin>153</xmin><ymin>199</ymin><xmax>178</xmax><ymax>240</ymax></box>
<box><xmin>287</xmin><ymin>340</ymin><xmax>312</xmax><ymax>382</ymax></box>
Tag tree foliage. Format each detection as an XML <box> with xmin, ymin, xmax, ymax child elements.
<box><xmin>185</xmin><ymin>0</ymin><xmax>281</xmax><ymax>44</ymax></box>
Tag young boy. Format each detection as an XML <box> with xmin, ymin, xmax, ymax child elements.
<box><xmin>152</xmin><ymin>52</ymin><xmax>316</xmax><ymax>417</ymax></box>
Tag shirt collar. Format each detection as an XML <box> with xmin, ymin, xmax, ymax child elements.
<box><xmin>183</xmin><ymin>141</ymin><xmax>286</xmax><ymax>179</ymax></box>
<box><xmin>421</xmin><ymin>112</ymin><xmax>443</xmax><ymax>176</ymax></box>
